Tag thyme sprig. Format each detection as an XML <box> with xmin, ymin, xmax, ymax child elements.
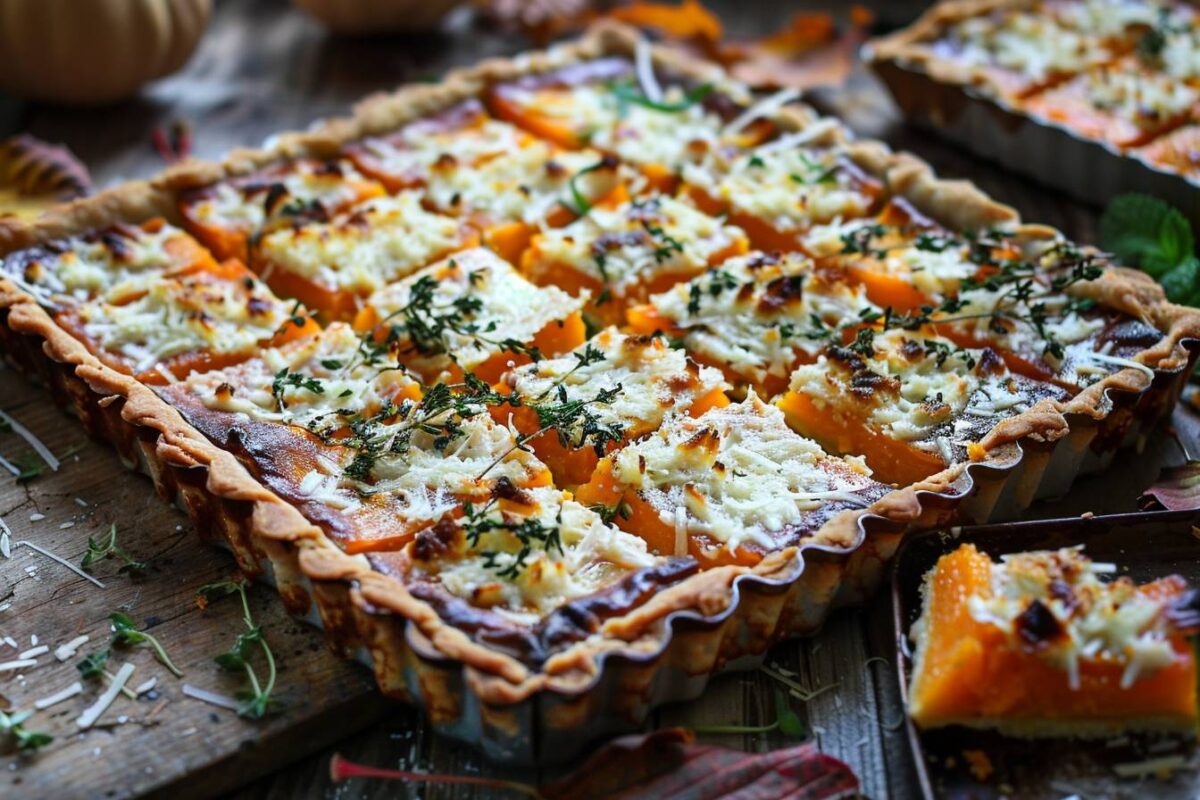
<box><xmin>80</xmin><ymin>523</ymin><xmax>149</xmax><ymax>575</ymax></box>
<box><xmin>110</xmin><ymin>612</ymin><xmax>184</xmax><ymax>678</ymax></box>
<box><xmin>0</xmin><ymin>709</ymin><xmax>52</xmax><ymax>752</ymax></box>
<box><xmin>462</xmin><ymin>494</ymin><xmax>564</xmax><ymax>579</ymax></box>
<box><xmin>370</xmin><ymin>273</ymin><xmax>543</xmax><ymax>364</ymax></box>
<box><xmin>196</xmin><ymin>579</ymin><xmax>281</xmax><ymax>719</ymax></box>
<box><xmin>76</xmin><ymin>648</ymin><xmax>138</xmax><ymax>700</ymax></box>
<box><xmin>610</xmin><ymin>79</ymin><xmax>714</xmax><ymax>115</ymax></box>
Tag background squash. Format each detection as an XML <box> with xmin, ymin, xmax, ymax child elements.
<box><xmin>0</xmin><ymin>0</ymin><xmax>212</xmax><ymax>105</ymax></box>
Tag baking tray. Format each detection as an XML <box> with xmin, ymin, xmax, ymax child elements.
<box><xmin>892</xmin><ymin>511</ymin><xmax>1200</xmax><ymax>800</ymax></box>
<box><xmin>865</xmin><ymin>53</ymin><xmax>1200</xmax><ymax>219</ymax></box>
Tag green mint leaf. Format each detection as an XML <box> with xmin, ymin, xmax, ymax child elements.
<box><xmin>1160</xmin><ymin>256</ymin><xmax>1200</xmax><ymax>306</ymax></box>
<box><xmin>1100</xmin><ymin>194</ymin><xmax>1194</xmax><ymax>277</ymax></box>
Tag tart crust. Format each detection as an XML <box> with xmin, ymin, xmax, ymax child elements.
<box><xmin>0</xmin><ymin>21</ymin><xmax>1198</xmax><ymax>719</ymax></box>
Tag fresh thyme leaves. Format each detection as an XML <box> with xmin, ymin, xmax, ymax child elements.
<box><xmin>336</xmin><ymin>376</ymin><xmax>508</xmax><ymax>486</ymax></box>
<box><xmin>1100</xmin><ymin>194</ymin><xmax>1199</xmax><ymax>304</ymax></box>
<box><xmin>462</xmin><ymin>495</ymin><xmax>564</xmax><ymax>579</ymax></box>
<box><xmin>80</xmin><ymin>523</ymin><xmax>149</xmax><ymax>575</ymax></box>
<box><xmin>271</xmin><ymin>367</ymin><xmax>325</xmax><ymax>411</ymax></box>
<box><xmin>274</xmin><ymin>300</ymin><xmax>311</xmax><ymax>337</ymax></box>
<box><xmin>923</xmin><ymin>339</ymin><xmax>976</xmax><ymax>369</ymax></box>
<box><xmin>589</xmin><ymin>500</ymin><xmax>631</xmax><ymax>525</ymax></box>
<box><xmin>0</xmin><ymin>709</ymin><xmax>52</xmax><ymax>752</ymax></box>
<box><xmin>840</xmin><ymin>224</ymin><xmax>887</xmax><ymax>256</ymax></box>
<box><xmin>196</xmin><ymin>579</ymin><xmax>281</xmax><ymax>719</ymax></box>
<box><xmin>377</xmin><ymin>272</ymin><xmax>543</xmax><ymax>364</ymax></box>
<box><xmin>690</xmin><ymin>689</ymin><xmax>804</xmax><ymax>738</ymax></box>
<box><xmin>610</xmin><ymin>79</ymin><xmax>714</xmax><ymax>115</ymax></box>
<box><xmin>915</xmin><ymin>232</ymin><xmax>956</xmax><ymax>253</ymax></box>
<box><xmin>110</xmin><ymin>612</ymin><xmax>184</xmax><ymax>678</ymax></box>
<box><xmin>76</xmin><ymin>648</ymin><xmax>138</xmax><ymax>699</ymax></box>
<box><xmin>686</xmin><ymin>268</ymin><xmax>740</xmax><ymax>314</ymax></box>
<box><xmin>77</xmin><ymin>648</ymin><xmax>110</xmax><ymax>680</ymax></box>
<box><xmin>566</xmin><ymin>157</ymin><xmax>616</xmax><ymax>216</ymax></box>
<box><xmin>475</xmin><ymin>382</ymin><xmax>625</xmax><ymax>480</ymax></box>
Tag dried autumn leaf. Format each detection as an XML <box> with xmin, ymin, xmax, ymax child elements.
<box><xmin>0</xmin><ymin>134</ymin><xmax>91</xmax><ymax>220</ymax></box>
<box><xmin>541</xmin><ymin>728</ymin><xmax>860</xmax><ymax>799</ymax></box>
<box><xmin>330</xmin><ymin>727</ymin><xmax>860</xmax><ymax>799</ymax></box>
<box><xmin>607</xmin><ymin>0</ymin><xmax>723</xmax><ymax>42</ymax></box>
<box><xmin>727</xmin><ymin>9</ymin><xmax>873</xmax><ymax>91</ymax></box>
<box><xmin>1140</xmin><ymin>460</ymin><xmax>1200</xmax><ymax>511</ymax></box>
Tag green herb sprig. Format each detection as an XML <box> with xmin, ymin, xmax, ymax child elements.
<box><xmin>0</xmin><ymin>709</ymin><xmax>52</xmax><ymax>752</ymax></box>
<box><xmin>196</xmin><ymin>580</ymin><xmax>281</xmax><ymax>719</ymax></box>
<box><xmin>690</xmin><ymin>689</ymin><xmax>804</xmax><ymax>738</ymax></box>
<box><xmin>109</xmin><ymin>612</ymin><xmax>184</xmax><ymax>678</ymax></box>
<box><xmin>76</xmin><ymin>648</ymin><xmax>138</xmax><ymax>700</ymax></box>
<box><xmin>80</xmin><ymin>524</ymin><xmax>149</xmax><ymax>576</ymax></box>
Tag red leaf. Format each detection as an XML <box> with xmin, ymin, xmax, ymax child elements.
<box><xmin>330</xmin><ymin>728</ymin><xmax>860</xmax><ymax>800</ymax></box>
<box><xmin>1140</xmin><ymin>461</ymin><xmax>1200</xmax><ymax>511</ymax></box>
<box><xmin>540</xmin><ymin>728</ymin><xmax>860</xmax><ymax>800</ymax></box>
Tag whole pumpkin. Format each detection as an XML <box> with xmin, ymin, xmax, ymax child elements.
<box><xmin>293</xmin><ymin>0</ymin><xmax>465</xmax><ymax>34</ymax></box>
<box><xmin>0</xmin><ymin>0</ymin><xmax>212</xmax><ymax>105</ymax></box>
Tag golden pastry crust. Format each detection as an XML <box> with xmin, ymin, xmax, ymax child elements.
<box><xmin>0</xmin><ymin>21</ymin><xmax>1196</xmax><ymax>712</ymax></box>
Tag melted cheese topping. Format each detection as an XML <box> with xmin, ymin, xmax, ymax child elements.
<box><xmin>356</xmin><ymin>116</ymin><xmax>534</xmax><ymax>182</ymax></box>
<box><xmin>788</xmin><ymin>330</ymin><xmax>1033</xmax><ymax>451</ymax></box>
<box><xmin>75</xmin><ymin>271</ymin><xmax>293</xmax><ymax>373</ymax></box>
<box><xmin>5</xmin><ymin>223</ymin><xmax>192</xmax><ymax>307</ymax></box>
<box><xmin>421</xmin><ymin>486</ymin><xmax>659</xmax><ymax>622</ymax></box>
<box><xmin>188</xmin><ymin>159</ymin><xmax>377</xmax><ymax>233</ymax></box>
<box><xmin>611</xmin><ymin>395</ymin><xmax>875</xmax><ymax>552</ymax></box>
<box><xmin>501</xmin><ymin>327</ymin><xmax>728</xmax><ymax>439</ymax></box>
<box><xmin>531</xmin><ymin>196</ymin><xmax>745</xmax><ymax>296</ymax></box>
<box><xmin>423</xmin><ymin>140</ymin><xmax>614</xmax><ymax>225</ymax></box>
<box><xmin>964</xmin><ymin>546</ymin><xmax>1189</xmax><ymax>690</ymax></box>
<box><xmin>945</xmin><ymin>11</ymin><xmax>1108</xmax><ymax>80</ymax></box>
<box><xmin>362</xmin><ymin>249</ymin><xmax>586</xmax><ymax>377</ymax></box>
<box><xmin>188</xmin><ymin>322</ymin><xmax>420</xmax><ymax>434</ymax></box>
<box><xmin>498</xmin><ymin>81</ymin><xmax>731</xmax><ymax>171</ymax></box>
<box><xmin>803</xmin><ymin>219</ymin><xmax>978</xmax><ymax>297</ymax></box>
<box><xmin>1083</xmin><ymin>64</ymin><xmax>1199</xmax><ymax>125</ymax></box>
<box><xmin>649</xmin><ymin>252</ymin><xmax>876</xmax><ymax>382</ymax></box>
<box><xmin>257</xmin><ymin>192</ymin><xmax>463</xmax><ymax>294</ymax></box>
<box><xmin>683</xmin><ymin>143</ymin><xmax>873</xmax><ymax>233</ymax></box>
<box><xmin>1054</xmin><ymin>0</ymin><xmax>1163</xmax><ymax>37</ymax></box>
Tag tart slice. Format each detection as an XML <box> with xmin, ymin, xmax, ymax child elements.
<box><xmin>778</xmin><ymin>329</ymin><xmax>1069</xmax><ymax>486</ymax></box>
<box><xmin>521</xmin><ymin>195</ymin><xmax>748</xmax><ymax>325</ymax></box>
<box><xmin>1021</xmin><ymin>55</ymin><xmax>1199</xmax><ymax>148</ymax></box>
<box><xmin>2</xmin><ymin>218</ymin><xmax>318</xmax><ymax>383</ymax></box>
<box><xmin>908</xmin><ymin>543</ymin><xmax>1200</xmax><ymax>736</ymax></box>
<box><xmin>252</xmin><ymin>191</ymin><xmax>472</xmax><ymax>319</ymax></box>
<box><xmin>484</xmin><ymin>57</ymin><xmax>769</xmax><ymax>192</ymax></box>
<box><xmin>353</xmin><ymin>248</ymin><xmax>587</xmax><ymax>384</ymax></box>
<box><xmin>575</xmin><ymin>394</ymin><xmax>890</xmax><ymax>569</ymax></box>
<box><xmin>626</xmin><ymin>251</ymin><xmax>878</xmax><ymax>396</ymax></box>
<box><xmin>681</xmin><ymin>138</ymin><xmax>883</xmax><ymax>252</ymax></box>
<box><xmin>367</xmin><ymin>482</ymin><xmax>698</xmax><ymax>660</ymax></box>
<box><xmin>494</xmin><ymin>327</ymin><xmax>729</xmax><ymax>486</ymax></box>
<box><xmin>1</xmin><ymin>218</ymin><xmax>218</xmax><ymax>308</ymax></box>
<box><xmin>178</xmin><ymin>158</ymin><xmax>386</xmax><ymax>262</ymax></box>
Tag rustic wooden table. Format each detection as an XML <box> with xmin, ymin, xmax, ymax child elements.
<box><xmin>1</xmin><ymin>2</ymin><xmax>1193</xmax><ymax>798</ymax></box>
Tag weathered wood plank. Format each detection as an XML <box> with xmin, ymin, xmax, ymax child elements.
<box><xmin>0</xmin><ymin>365</ymin><xmax>387</xmax><ymax>800</ymax></box>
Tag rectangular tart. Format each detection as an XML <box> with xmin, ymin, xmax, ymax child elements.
<box><xmin>867</xmin><ymin>0</ymin><xmax>1200</xmax><ymax>185</ymax></box>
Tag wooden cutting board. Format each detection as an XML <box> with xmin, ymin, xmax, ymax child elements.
<box><xmin>0</xmin><ymin>366</ymin><xmax>387</xmax><ymax>800</ymax></box>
